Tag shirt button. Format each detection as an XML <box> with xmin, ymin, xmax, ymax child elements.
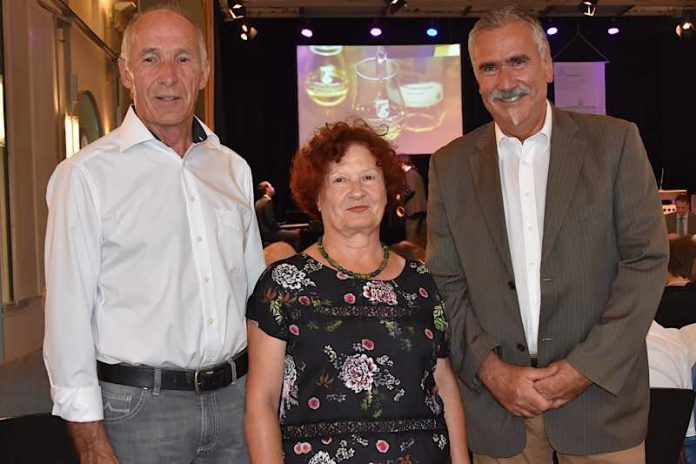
<box><xmin>204</xmin><ymin>276</ymin><xmax>210</xmax><ymax>284</ymax></box>
<box><xmin>189</xmin><ymin>195</ymin><xmax>195</xmax><ymax>202</ymax></box>
<box><xmin>208</xmin><ymin>318</ymin><xmax>215</xmax><ymax>326</ymax></box>
<box><xmin>524</xmin><ymin>191</ymin><xmax>530</xmax><ymax>197</ymax></box>
<box><xmin>196</xmin><ymin>236</ymin><xmax>203</xmax><ymax>242</ymax></box>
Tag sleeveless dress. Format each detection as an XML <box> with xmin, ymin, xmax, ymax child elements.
<box><xmin>246</xmin><ymin>253</ymin><xmax>452</xmax><ymax>464</ymax></box>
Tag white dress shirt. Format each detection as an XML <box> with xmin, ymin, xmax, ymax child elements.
<box><xmin>647</xmin><ymin>321</ymin><xmax>695</xmax><ymax>437</ymax></box>
<box><xmin>496</xmin><ymin>101</ymin><xmax>552</xmax><ymax>356</ymax></box>
<box><xmin>44</xmin><ymin>107</ymin><xmax>266</xmax><ymax>422</ymax></box>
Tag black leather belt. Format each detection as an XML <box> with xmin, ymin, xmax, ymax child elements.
<box><xmin>530</xmin><ymin>357</ymin><xmax>539</xmax><ymax>368</ymax></box>
<box><xmin>97</xmin><ymin>350</ymin><xmax>248</xmax><ymax>394</ymax></box>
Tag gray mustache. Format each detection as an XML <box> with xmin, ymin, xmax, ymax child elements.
<box><xmin>490</xmin><ymin>86</ymin><xmax>531</xmax><ymax>101</ymax></box>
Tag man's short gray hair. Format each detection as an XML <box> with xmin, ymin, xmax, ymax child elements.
<box><xmin>119</xmin><ymin>5</ymin><xmax>208</xmax><ymax>66</ymax></box>
<box><xmin>468</xmin><ymin>5</ymin><xmax>550</xmax><ymax>62</ymax></box>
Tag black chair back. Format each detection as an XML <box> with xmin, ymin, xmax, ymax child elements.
<box><xmin>0</xmin><ymin>413</ymin><xmax>78</xmax><ymax>463</ymax></box>
<box><xmin>646</xmin><ymin>387</ymin><xmax>696</xmax><ymax>464</ymax></box>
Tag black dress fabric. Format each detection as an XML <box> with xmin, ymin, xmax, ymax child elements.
<box><xmin>247</xmin><ymin>253</ymin><xmax>451</xmax><ymax>463</ymax></box>
<box><xmin>654</xmin><ymin>282</ymin><xmax>696</xmax><ymax>329</ymax></box>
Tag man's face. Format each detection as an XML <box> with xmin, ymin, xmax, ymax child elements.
<box><xmin>266</xmin><ymin>183</ymin><xmax>275</xmax><ymax>197</ymax></box>
<box><xmin>676</xmin><ymin>200</ymin><xmax>690</xmax><ymax>217</ymax></box>
<box><xmin>469</xmin><ymin>21</ymin><xmax>553</xmax><ymax>141</ymax></box>
<box><xmin>118</xmin><ymin>10</ymin><xmax>209</xmax><ymax>137</ymax></box>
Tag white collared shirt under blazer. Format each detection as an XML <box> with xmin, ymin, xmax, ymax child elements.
<box><xmin>495</xmin><ymin>101</ymin><xmax>552</xmax><ymax>356</ymax></box>
<box><xmin>44</xmin><ymin>107</ymin><xmax>265</xmax><ymax>422</ymax></box>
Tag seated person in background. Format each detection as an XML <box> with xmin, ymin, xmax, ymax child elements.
<box><xmin>665</xmin><ymin>194</ymin><xmax>696</xmax><ymax>237</ymax></box>
<box><xmin>655</xmin><ymin>237</ymin><xmax>696</xmax><ymax>328</ymax></box>
<box><xmin>647</xmin><ymin>321</ymin><xmax>696</xmax><ymax>461</ymax></box>
<box><xmin>245</xmin><ymin>121</ymin><xmax>469</xmax><ymax>463</ymax></box>
<box><xmin>263</xmin><ymin>241</ymin><xmax>296</xmax><ymax>267</ymax></box>
<box><xmin>255</xmin><ymin>181</ymin><xmax>301</xmax><ymax>250</ymax></box>
<box><xmin>389</xmin><ymin>241</ymin><xmax>426</xmax><ymax>262</ymax></box>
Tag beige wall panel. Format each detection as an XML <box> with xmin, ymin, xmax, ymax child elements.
<box><xmin>2</xmin><ymin>297</ymin><xmax>44</xmax><ymax>362</ymax></box>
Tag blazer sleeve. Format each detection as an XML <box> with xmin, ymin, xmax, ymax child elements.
<box><xmin>565</xmin><ymin>123</ymin><xmax>669</xmax><ymax>395</ymax></box>
<box><xmin>426</xmin><ymin>152</ymin><xmax>499</xmax><ymax>390</ymax></box>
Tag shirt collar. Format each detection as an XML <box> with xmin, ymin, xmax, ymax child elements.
<box><xmin>119</xmin><ymin>105</ymin><xmax>220</xmax><ymax>153</ymax></box>
<box><xmin>495</xmin><ymin>100</ymin><xmax>553</xmax><ymax>146</ymax></box>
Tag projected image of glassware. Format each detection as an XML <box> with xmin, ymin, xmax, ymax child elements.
<box><xmin>304</xmin><ymin>46</ymin><xmax>349</xmax><ymax>107</ymax></box>
<box><xmin>352</xmin><ymin>47</ymin><xmax>406</xmax><ymax>141</ymax></box>
<box><xmin>399</xmin><ymin>58</ymin><xmax>445</xmax><ymax>132</ymax></box>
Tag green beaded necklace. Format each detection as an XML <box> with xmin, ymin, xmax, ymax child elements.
<box><xmin>317</xmin><ymin>235</ymin><xmax>389</xmax><ymax>280</ymax></box>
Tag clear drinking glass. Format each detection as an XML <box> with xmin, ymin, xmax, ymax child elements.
<box><xmin>352</xmin><ymin>47</ymin><xmax>406</xmax><ymax>141</ymax></box>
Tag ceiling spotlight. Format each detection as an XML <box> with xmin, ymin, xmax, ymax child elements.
<box><xmin>370</xmin><ymin>25</ymin><xmax>383</xmax><ymax>37</ymax></box>
<box><xmin>238</xmin><ymin>20</ymin><xmax>257</xmax><ymax>41</ymax></box>
<box><xmin>676</xmin><ymin>14</ymin><xmax>695</xmax><ymax>39</ymax></box>
<box><xmin>579</xmin><ymin>0</ymin><xmax>598</xmax><ymax>17</ymax></box>
<box><xmin>301</xmin><ymin>27</ymin><xmax>313</xmax><ymax>39</ymax></box>
<box><xmin>546</xmin><ymin>26</ymin><xmax>558</xmax><ymax>36</ymax></box>
<box><xmin>607</xmin><ymin>26</ymin><xmax>619</xmax><ymax>35</ymax></box>
<box><xmin>384</xmin><ymin>0</ymin><xmax>408</xmax><ymax>15</ymax></box>
<box><xmin>426</xmin><ymin>26</ymin><xmax>439</xmax><ymax>38</ymax></box>
<box><xmin>229</xmin><ymin>2</ymin><xmax>246</xmax><ymax>19</ymax></box>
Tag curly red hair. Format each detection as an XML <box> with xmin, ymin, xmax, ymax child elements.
<box><xmin>290</xmin><ymin>121</ymin><xmax>405</xmax><ymax>219</ymax></box>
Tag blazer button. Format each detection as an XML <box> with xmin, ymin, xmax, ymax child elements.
<box><xmin>516</xmin><ymin>343</ymin><xmax>526</xmax><ymax>352</ymax></box>
<box><xmin>508</xmin><ymin>281</ymin><xmax>516</xmax><ymax>290</ymax></box>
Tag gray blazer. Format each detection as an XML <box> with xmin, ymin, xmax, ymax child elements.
<box><xmin>427</xmin><ymin>107</ymin><xmax>668</xmax><ymax>456</ymax></box>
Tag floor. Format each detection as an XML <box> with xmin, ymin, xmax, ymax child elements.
<box><xmin>0</xmin><ymin>349</ymin><xmax>52</xmax><ymax>419</ymax></box>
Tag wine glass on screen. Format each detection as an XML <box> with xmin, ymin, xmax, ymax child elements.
<box><xmin>352</xmin><ymin>46</ymin><xmax>406</xmax><ymax>141</ymax></box>
<box><xmin>304</xmin><ymin>46</ymin><xmax>349</xmax><ymax>107</ymax></box>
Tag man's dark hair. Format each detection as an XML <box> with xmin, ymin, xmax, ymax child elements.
<box><xmin>668</xmin><ymin>237</ymin><xmax>696</xmax><ymax>279</ymax></box>
<box><xmin>256</xmin><ymin>181</ymin><xmax>270</xmax><ymax>197</ymax></box>
<box><xmin>675</xmin><ymin>193</ymin><xmax>690</xmax><ymax>204</ymax></box>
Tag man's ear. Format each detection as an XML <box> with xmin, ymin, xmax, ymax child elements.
<box><xmin>118</xmin><ymin>58</ymin><xmax>133</xmax><ymax>91</ymax></box>
<box><xmin>543</xmin><ymin>52</ymin><xmax>554</xmax><ymax>84</ymax></box>
<box><xmin>199</xmin><ymin>61</ymin><xmax>211</xmax><ymax>90</ymax></box>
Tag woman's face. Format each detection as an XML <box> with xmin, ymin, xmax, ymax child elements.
<box><xmin>317</xmin><ymin>143</ymin><xmax>387</xmax><ymax>237</ymax></box>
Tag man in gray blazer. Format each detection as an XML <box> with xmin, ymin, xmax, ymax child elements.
<box><xmin>427</xmin><ymin>5</ymin><xmax>668</xmax><ymax>462</ymax></box>
<box><xmin>664</xmin><ymin>194</ymin><xmax>696</xmax><ymax>237</ymax></box>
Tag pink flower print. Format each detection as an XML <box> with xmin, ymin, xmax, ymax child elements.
<box><xmin>424</xmin><ymin>328</ymin><xmax>434</xmax><ymax>339</ymax></box>
<box><xmin>361</xmin><ymin>339</ymin><xmax>375</xmax><ymax>351</ymax></box>
<box><xmin>293</xmin><ymin>442</ymin><xmax>304</xmax><ymax>454</ymax></box>
<box><xmin>362</xmin><ymin>281</ymin><xmax>397</xmax><ymax>305</ymax></box>
<box><xmin>336</xmin><ymin>271</ymin><xmax>349</xmax><ymax>280</ymax></box>
<box><xmin>344</xmin><ymin>293</ymin><xmax>356</xmax><ymax>304</ymax></box>
<box><xmin>300</xmin><ymin>442</ymin><xmax>312</xmax><ymax>453</ymax></box>
<box><xmin>289</xmin><ymin>324</ymin><xmax>300</xmax><ymax>336</ymax></box>
<box><xmin>321</xmin><ymin>437</ymin><xmax>332</xmax><ymax>445</ymax></box>
<box><xmin>298</xmin><ymin>295</ymin><xmax>311</xmax><ymax>305</ymax></box>
<box><xmin>376</xmin><ymin>439</ymin><xmax>390</xmax><ymax>453</ymax></box>
<box><xmin>419</xmin><ymin>287</ymin><xmax>429</xmax><ymax>298</ymax></box>
<box><xmin>308</xmin><ymin>397</ymin><xmax>320</xmax><ymax>409</ymax></box>
<box><xmin>341</xmin><ymin>354</ymin><xmax>378</xmax><ymax>393</ymax></box>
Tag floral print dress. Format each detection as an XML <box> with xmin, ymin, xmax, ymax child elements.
<box><xmin>246</xmin><ymin>253</ymin><xmax>452</xmax><ymax>464</ymax></box>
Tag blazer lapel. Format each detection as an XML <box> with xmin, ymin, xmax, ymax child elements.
<box><xmin>470</xmin><ymin>126</ymin><xmax>514</xmax><ymax>278</ymax></box>
<box><xmin>541</xmin><ymin>108</ymin><xmax>586</xmax><ymax>265</ymax></box>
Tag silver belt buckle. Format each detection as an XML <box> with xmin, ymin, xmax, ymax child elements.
<box><xmin>194</xmin><ymin>366</ymin><xmax>214</xmax><ymax>394</ymax></box>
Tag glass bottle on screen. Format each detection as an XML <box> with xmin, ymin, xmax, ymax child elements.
<box><xmin>399</xmin><ymin>55</ymin><xmax>445</xmax><ymax>133</ymax></box>
<box><xmin>352</xmin><ymin>46</ymin><xmax>406</xmax><ymax>141</ymax></box>
<box><xmin>304</xmin><ymin>46</ymin><xmax>349</xmax><ymax>107</ymax></box>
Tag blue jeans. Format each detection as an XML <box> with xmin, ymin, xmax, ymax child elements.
<box><xmin>101</xmin><ymin>377</ymin><xmax>248</xmax><ymax>463</ymax></box>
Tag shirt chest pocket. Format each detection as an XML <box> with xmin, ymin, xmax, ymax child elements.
<box><xmin>215</xmin><ymin>207</ymin><xmax>247</xmax><ymax>273</ymax></box>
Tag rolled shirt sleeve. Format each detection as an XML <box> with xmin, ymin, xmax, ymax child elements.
<box><xmin>44</xmin><ymin>161</ymin><xmax>104</xmax><ymax>422</ymax></box>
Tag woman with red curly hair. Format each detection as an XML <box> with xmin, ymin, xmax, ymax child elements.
<box><xmin>245</xmin><ymin>121</ymin><xmax>469</xmax><ymax>463</ymax></box>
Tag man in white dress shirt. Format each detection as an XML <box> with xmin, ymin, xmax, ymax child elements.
<box><xmin>43</xmin><ymin>7</ymin><xmax>264</xmax><ymax>463</ymax></box>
